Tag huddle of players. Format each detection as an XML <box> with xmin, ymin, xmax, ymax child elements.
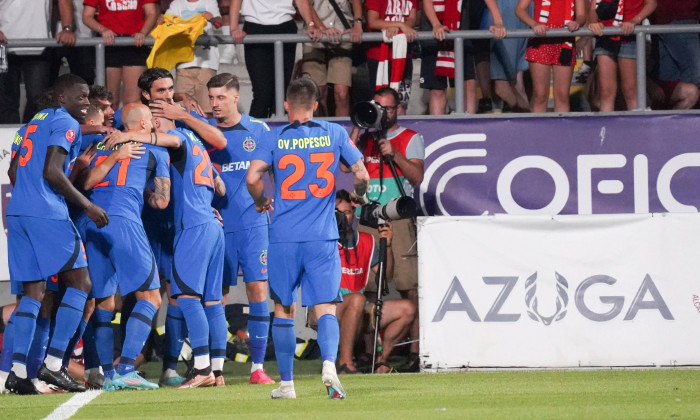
<box><xmin>3</xmin><ymin>68</ymin><xmax>370</xmax><ymax>400</ymax></box>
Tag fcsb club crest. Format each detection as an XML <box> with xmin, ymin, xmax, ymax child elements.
<box><xmin>259</xmin><ymin>250</ymin><xmax>267</xmax><ymax>265</ymax></box>
<box><xmin>65</xmin><ymin>129</ymin><xmax>76</xmax><ymax>143</ymax></box>
<box><xmin>243</xmin><ymin>137</ymin><xmax>256</xmax><ymax>152</ymax></box>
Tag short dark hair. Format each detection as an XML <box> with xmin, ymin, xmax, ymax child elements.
<box><xmin>374</xmin><ymin>87</ymin><xmax>400</xmax><ymax>106</ymax></box>
<box><xmin>53</xmin><ymin>74</ymin><xmax>87</xmax><ymax>95</ymax></box>
<box><xmin>85</xmin><ymin>104</ymin><xmax>102</xmax><ymax>121</ymax></box>
<box><xmin>137</xmin><ymin>67</ymin><xmax>173</xmax><ymax>94</ymax></box>
<box><xmin>89</xmin><ymin>85</ymin><xmax>114</xmax><ymax>103</ymax></box>
<box><xmin>286</xmin><ymin>78</ymin><xmax>319</xmax><ymax>109</ymax></box>
<box><xmin>335</xmin><ymin>189</ymin><xmax>352</xmax><ymax>204</ymax></box>
<box><xmin>207</xmin><ymin>73</ymin><xmax>239</xmax><ymax>91</ymax></box>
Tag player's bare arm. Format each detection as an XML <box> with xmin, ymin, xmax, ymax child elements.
<box><xmin>8</xmin><ymin>148</ymin><xmax>19</xmax><ymax>187</ymax></box>
<box><xmin>246</xmin><ymin>159</ymin><xmax>273</xmax><ymax>213</ymax></box>
<box><xmin>103</xmin><ymin>130</ymin><xmax>182</xmax><ymax>149</ymax></box>
<box><xmin>350</xmin><ymin>159</ymin><xmax>370</xmax><ymax>204</ymax></box>
<box><xmin>69</xmin><ymin>143</ymin><xmax>97</xmax><ymax>185</ymax></box>
<box><xmin>145</xmin><ymin>176</ymin><xmax>170</xmax><ymax>209</ymax></box>
<box><xmin>83</xmin><ymin>143</ymin><xmax>146</xmax><ymax>190</ymax></box>
<box><xmin>214</xmin><ymin>174</ymin><xmax>226</xmax><ymax>197</ymax></box>
<box><xmin>44</xmin><ymin>146</ymin><xmax>109</xmax><ymax>228</ymax></box>
<box><xmin>150</xmin><ymin>100</ymin><xmax>227</xmax><ymax>149</ymax></box>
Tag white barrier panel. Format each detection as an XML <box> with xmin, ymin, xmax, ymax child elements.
<box><xmin>0</xmin><ymin>126</ymin><xmax>20</xmax><ymax>282</ymax></box>
<box><xmin>418</xmin><ymin>213</ymin><xmax>700</xmax><ymax>369</ymax></box>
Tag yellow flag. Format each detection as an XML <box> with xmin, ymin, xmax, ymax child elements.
<box><xmin>147</xmin><ymin>14</ymin><xmax>208</xmax><ymax>70</ymax></box>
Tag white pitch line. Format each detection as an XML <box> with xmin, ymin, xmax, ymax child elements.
<box><xmin>42</xmin><ymin>390</ymin><xmax>103</xmax><ymax>420</ymax></box>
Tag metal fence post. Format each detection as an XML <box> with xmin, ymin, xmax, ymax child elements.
<box><xmin>636</xmin><ymin>30</ymin><xmax>647</xmax><ymax>111</ymax></box>
<box><xmin>274</xmin><ymin>40</ymin><xmax>284</xmax><ymax>117</ymax></box>
<box><xmin>454</xmin><ymin>37</ymin><xmax>465</xmax><ymax>115</ymax></box>
<box><xmin>95</xmin><ymin>42</ymin><xmax>105</xmax><ymax>86</ymax></box>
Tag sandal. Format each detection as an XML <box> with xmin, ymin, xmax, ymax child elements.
<box><xmin>337</xmin><ymin>364</ymin><xmax>360</xmax><ymax>375</ymax></box>
<box><xmin>374</xmin><ymin>362</ymin><xmax>396</xmax><ymax>374</ymax></box>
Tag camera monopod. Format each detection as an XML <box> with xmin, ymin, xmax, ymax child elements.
<box><xmin>371</xmin><ymin>225</ymin><xmax>390</xmax><ymax>374</ymax></box>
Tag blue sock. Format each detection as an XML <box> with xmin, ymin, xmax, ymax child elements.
<box><xmin>1</xmin><ymin>312</ymin><xmax>15</xmax><ymax>373</ymax></box>
<box><xmin>317</xmin><ymin>314</ymin><xmax>340</xmax><ymax>364</ymax></box>
<box><xmin>203</xmin><ymin>304</ymin><xmax>227</xmax><ymax>371</ymax></box>
<box><xmin>46</xmin><ymin>288</ymin><xmax>87</xmax><ymax>364</ymax></box>
<box><xmin>94</xmin><ymin>308</ymin><xmax>115</xmax><ymax>380</ymax></box>
<box><xmin>11</xmin><ymin>297</ymin><xmax>40</xmax><ymax>373</ymax></box>
<box><xmin>164</xmin><ymin>303</ymin><xmax>185</xmax><ymax>371</ymax></box>
<box><xmin>177</xmin><ymin>297</ymin><xmax>209</xmax><ymax>369</ymax></box>
<box><xmin>27</xmin><ymin>317</ymin><xmax>50</xmax><ymax>378</ymax></box>
<box><xmin>82</xmin><ymin>318</ymin><xmax>99</xmax><ymax>371</ymax></box>
<box><xmin>62</xmin><ymin>319</ymin><xmax>88</xmax><ymax>369</ymax></box>
<box><xmin>117</xmin><ymin>300</ymin><xmax>157</xmax><ymax>376</ymax></box>
<box><xmin>271</xmin><ymin>317</ymin><xmax>295</xmax><ymax>382</ymax></box>
<box><xmin>248</xmin><ymin>300</ymin><xmax>270</xmax><ymax>365</ymax></box>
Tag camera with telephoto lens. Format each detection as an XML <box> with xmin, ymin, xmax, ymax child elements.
<box><xmin>359</xmin><ymin>196</ymin><xmax>417</xmax><ymax>229</ymax></box>
<box><xmin>351</xmin><ymin>100</ymin><xmax>389</xmax><ymax>131</ymax></box>
<box><xmin>335</xmin><ymin>209</ymin><xmax>352</xmax><ymax>238</ymax></box>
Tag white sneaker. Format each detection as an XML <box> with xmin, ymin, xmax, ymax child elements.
<box><xmin>270</xmin><ymin>386</ymin><xmax>296</xmax><ymax>399</ymax></box>
<box><xmin>321</xmin><ymin>362</ymin><xmax>346</xmax><ymax>400</ymax></box>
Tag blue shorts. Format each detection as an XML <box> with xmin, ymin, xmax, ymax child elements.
<box><xmin>223</xmin><ymin>225</ymin><xmax>269</xmax><ymax>286</ymax></box>
<box><xmin>144</xmin><ymin>220</ymin><xmax>174</xmax><ymax>283</ymax></box>
<box><xmin>84</xmin><ymin>216</ymin><xmax>159</xmax><ymax>298</ymax></box>
<box><xmin>7</xmin><ymin>216</ymin><xmax>87</xmax><ymax>283</ymax></box>
<box><xmin>171</xmin><ymin>221</ymin><xmax>225</xmax><ymax>301</ymax></box>
<box><xmin>595</xmin><ymin>37</ymin><xmax>637</xmax><ymax>60</ymax></box>
<box><xmin>268</xmin><ymin>240</ymin><xmax>342</xmax><ymax>307</ymax></box>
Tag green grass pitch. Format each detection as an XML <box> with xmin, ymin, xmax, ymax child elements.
<box><xmin>2</xmin><ymin>361</ymin><xmax>700</xmax><ymax>419</ymax></box>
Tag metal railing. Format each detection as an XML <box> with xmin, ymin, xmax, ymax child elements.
<box><xmin>5</xmin><ymin>24</ymin><xmax>700</xmax><ymax>117</ymax></box>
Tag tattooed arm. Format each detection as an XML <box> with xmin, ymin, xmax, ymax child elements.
<box><xmin>145</xmin><ymin>176</ymin><xmax>171</xmax><ymax>209</ymax></box>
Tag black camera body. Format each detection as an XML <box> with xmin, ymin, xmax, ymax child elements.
<box><xmin>351</xmin><ymin>101</ymin><xmax>389</xmax><ymax>131</ymax></box>
<box><xmin>335</xmin><ymin>209</ymin><xmax>352</xmax><ymax>238</ymax></box>
<box><xmin>359</xmin><ymin>196</ymin><xmax>417</xmax><ymax>229</ymax></box>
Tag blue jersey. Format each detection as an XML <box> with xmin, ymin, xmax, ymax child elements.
<box><xmin>168</xmin><ymin>128</ymin><xmax>218</xmax><ymax>231</ymax></box>
<box><xmin>252</xmin><ymin>120</ymin><xmax>363</xmax><ymax>243</ymax></box>
<box><xmin>89</xmin><ymin>141</ymin><xmax>170</xmax><ymax>224</ymax></box>
<box><xmin>68</xmin><ymin>132</ymin><xmax>104</xmax><ymax>222</ymax></box>
<box><xmin>8</xmin><ymin>107</ymin><xmax>83</xmax><ymax>220</ymax></box>
<box><xmin>208</xmin><ymin>114</ymin><xmax>269</xmax><ymax>233</ymax></box>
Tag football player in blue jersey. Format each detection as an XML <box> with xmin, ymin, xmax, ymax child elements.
<box><xmin>5</xmin><ymin>74</ymin><xmax>109</xmax><ymax>394</ymax></box>
<box><xmin>206</xmin><ymin>73</ymin><xmax>275</xmax><ymax>385</ymax></box>
<box><xmin>103</xmin><ymin>102</ymin><xmax>228</xmax><ymax>389</ymax></box>
<box><xmin>135</xmin><ymin>68</ymin><xmax>226</xmax><ymax>382</ymax></box>
<box><xmin>247</xmin><ymin>78</ymin><xmax>370</xmax><ymax>400</ymax></box>
<box><xmin>81</xmin><ymin>103</ymin><xmax>171</xmax><ymax>391</ymax></box>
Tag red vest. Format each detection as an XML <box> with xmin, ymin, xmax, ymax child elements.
<box><xmin>339</xmin><ymin>232</ymin><xmax>375</xmax><ymax>293</ymax></box>
<box><xmin>360</xmin><ymin>127</ymin><xmax>417</xmax><ymax>180</ymax></box>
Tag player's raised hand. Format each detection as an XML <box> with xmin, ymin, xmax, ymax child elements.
<box><xmin>116</xmin><ymin>142</ymin><xmax>146</xmax><ymax>160</ymax></box>
<box><xmin>103</xmin><ymin>130</ymin><xmax>133</xmax><ymax>149</ymax></box>
<box><xmin>85</xmin><ymin>202</ymin><xmax>109</xmax><ymax>228</ymax></box>
<box><xmin>75</xmin><ymin>143</ymin><xmax>97</xmax><ymax>169</ymax></box>
<box><xmin>254</xmin><ymin>196</ymin><xmax>274</xmax><ymax>213</ymax></box>
<box><xmin>175</xmin><ymin>93</ymin><xmax>206</xmax><ymax>116</ymax></box>
<box><xmin>150</xmin><ymin>99</ymin><xmax>189</xmax><ymax>120</ymax></box>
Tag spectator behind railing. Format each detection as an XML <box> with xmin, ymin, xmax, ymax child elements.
<box><xmin>485</xmin><ymin>0</ymin><xmax>531</xmax><ymax>112</ymax></box>
<box><xmin>516</xmin><ymin>0</ymin><xmax>587</xmax><ymax>112</ymax></box>
<box><xmin>229</xmin><ymin>0</ymin><xmax>323</xmax><ymax>118</ymax></box>
<box><xmin>420</xmin><ymin>0</ymin><xmax>506</xmax><ymax>115</ymax></box>
<box><xmin>365</xmin><ymin>0</ymin><xmax>419</xmax><ymax>114</ymax></box>
<box><xmin>588</xmin><ymin>0</ymin><xmax>657</xmax><ymax>111</ymax></box>
<box><xmin>82</xmin><ymin>0</ymin><xmax>159</xmax><ymax>109</ymax></box>
<box><xmin>0</xmin><ymin>0</ymin><xmax>75</xmax><ymax>124</ymax></box>
<box><xmin>300</xmin><ymin>0</ymin><xmax>365</xmax><ymax>117</ymax></box>
<box><xmin>651</xmin><ymin>0</ymin><xmax>700</xmax><ymax>88</ymax></box>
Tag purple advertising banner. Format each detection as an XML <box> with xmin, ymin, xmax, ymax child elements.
<box><xmin>343</xmin><ymin>114</ymin><xmax>700</xmax><ymax>216</ymax></box>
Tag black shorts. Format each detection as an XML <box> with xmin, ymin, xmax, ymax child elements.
<box><xmin>419</xmin><ymin>45</ymin><xmax>476</xmax><ymax>90</ymax></box>
<box><xmin>105</xmin><ymin>36</ymin><xmax>150</xmax><ymax>68</ymax></box>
